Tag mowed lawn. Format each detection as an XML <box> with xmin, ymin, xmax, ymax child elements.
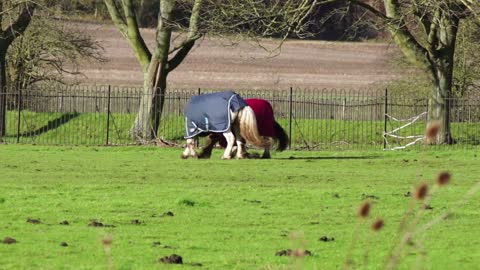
<box><xmin>0</xmin><ymin>145</ymin><xmax>479</xmax><ymax>270</ymax></box>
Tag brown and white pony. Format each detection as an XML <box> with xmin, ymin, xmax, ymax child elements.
<box><xmin>198</xmin><ymin>98</ymin><xmax>288</xmax><ymax>159</ymax></box>
<box><xmin>181</xmin><ymin>93</ymin><xmax>269</xmax><ymax>159</ymax></box>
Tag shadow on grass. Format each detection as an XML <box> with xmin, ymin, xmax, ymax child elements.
<box><xmin>275</xmin><ymin>155</ymin><xmax>380</xmax><ymax>160</ymax></box>
<box><xmin>20</xmin><ymin>113</ymin><xmax>80</xmax><ymax>137</ymax></box>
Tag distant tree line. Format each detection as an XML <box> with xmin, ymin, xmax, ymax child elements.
<box><xmin>46</xmin><ymin>0</ymin><xmax>383</xmax><ymax>40</ymax></box>
<box><xmin>44</xmin><ymin>0</ymin><xmax>108</xmax><ymax>18</ymax></box>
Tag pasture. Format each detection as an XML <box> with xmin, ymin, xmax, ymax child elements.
<box><xmin>0</xmin><ymin>145</ymin><xmax>479</xmax><ymax>269</ymax></box>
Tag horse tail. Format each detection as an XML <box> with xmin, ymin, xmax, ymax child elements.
<box><xmin>237</xmin><ymin>106</ymin><xmax>270</xmax><ymax>148</ymax></box>
<box><xmin>273</xmin><ymin>121</ymin><xmax>288</xmax><ymax>151</ymax></box>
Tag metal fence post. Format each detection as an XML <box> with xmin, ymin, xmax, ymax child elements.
<box><xmin>16</xmin><ymin>88</ymin><xmax>22</xmax><ymax>143</ymax></box>
<box><xmin>195</xmin><ymin>88</ymin><xmax>201</xmax><ymax>148</ymax></box>
<box><xmin>0</xmin><ymin>88</ymin><xmax>5</xmax><ymax>138</ymax></box>
<box><xmin>426</xmin><ymin>98</ymin><xmax>429</xmax><ymax>124</ymax></box>
<box><xmin>383</xmin><ymin>88</ymin><xmax>388</xmax><ymax>149</ymax></box>
<box><xmin>106</xmin><ymin>85</ymin><xmax>112</xmax><ymax>145</ymax></box>
<box><xmin>288</xmin><ymin>87</ymin><xmax>293</xmax><ymax>149</ymax></box>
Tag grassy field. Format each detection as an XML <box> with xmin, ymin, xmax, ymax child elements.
<box><xmin>0</xmin><ymin>145</ymin><xmax>479</xmax><ymax>269</ymax></box>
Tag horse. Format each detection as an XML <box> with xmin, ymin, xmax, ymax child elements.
<box><xmin>198</xmin><ymin>98</ymin><xmax>288</xmax><ymax>159</ymax></box>
<box><xmin>181</xmin><ymin>91</ymin><xmax>270</xmax><ymax>159</ymax></box>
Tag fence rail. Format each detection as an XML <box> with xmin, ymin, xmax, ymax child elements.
<box><xmin>1</xmin><ymin>86</ymin><xmax>480</xmax><ymax>150</ymax></box>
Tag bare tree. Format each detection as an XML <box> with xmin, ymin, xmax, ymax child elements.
<box><xmin>104</xmin><ymin>0</ymin><xmax>319</xmax><ymax>141</ymax></box>
<box><xmin>0</xmin><ymin>1</ymin><xmax>36</xmax><ymax>136</ymax></box>
<box><xmin>0</xmin><ymin>1</ymin><xmax>104</xmax><ymax>139</ymax></box>
<box><xmin>7</xmin><ymin>17</ymin><xmax>104</xmax><ymax>89</ymax></box>
<box><xmin>345</xmin><ymin>0</ymin><xmax>480</xmax><ymax>144</ymax></box>
<box><xmin>453</xmin><ymin>18</ymin><xmax>480</xmax><ymax>97</ymax></box>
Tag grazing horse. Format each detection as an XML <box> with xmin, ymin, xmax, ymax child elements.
<box><xmin>198</xmin><ymin>98</ymin><xmax>288</xmax><ymax>159</ymax></box>
<box><xmin>181</xmin><ymin>91</ymin><xmax>269</xmax><ymax>159</ymax></box>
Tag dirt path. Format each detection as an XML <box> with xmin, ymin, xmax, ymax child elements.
<box><xmin>76</xmin><ymin>23</ymin><xmax>400</xmax><ymax>90</ymax></box>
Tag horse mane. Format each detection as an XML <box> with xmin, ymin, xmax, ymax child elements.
<box><xmin>273</xmin><ymin>121</ymin><xmax>288</xmax><ymax>151</ymax></box>
<box><xmin>237</xmin><ymin>106</ymin><xmax>270</xmax><ymax>148</ymax></box>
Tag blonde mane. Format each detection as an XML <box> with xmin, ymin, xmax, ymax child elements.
<box><xmin>237</xmin><ymin>106</ymin><xmax>270</xmax><ymax>148</ymax></box>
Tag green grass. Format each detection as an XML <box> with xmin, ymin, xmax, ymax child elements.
<box><xmin>0</xmin><ymin>145</ymin><xmax>479</xmax><ymax>269</ymax></box>
<box><xmin>4</xmin><ymin>111</ymin><xmax>480</xmax><ymax>150</ymax></box>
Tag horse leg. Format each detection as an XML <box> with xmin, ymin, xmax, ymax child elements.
<box><xmin>261</xmin><ymin>147</ymin><xmax>271</xmax><ymax>159</ymax></box>
<box><xmin>261</xmin><ymin>138</ymin><xmax>272</xmax><ymax>159</ymax></box>
<box><xmin>198</xmin><ymin>134</ymin><xmax>217</xmax><ymax>159</ymax></box>
<box><xmin>221</xmin><ymin>131</ymin><xmax>235</xmax><ymax>160</ymax></box>
<box><xmin>234</xmin><ymin>137</ymin><xmax>247</xmax><ymax>159</ymax></box>
<box><xmin>232</xmin><ymin>122</ymin><xmax>246</xmax><ymax>159</ymax></box>
<box><xmin>227</xmin><ymin>110</ymin><xmax>242</xmax><ymax>159</ymax></box>
<box><xmin>181</xmin><ymin>138</ymin><xmax>197</xmax><ymax>159</ymax></box>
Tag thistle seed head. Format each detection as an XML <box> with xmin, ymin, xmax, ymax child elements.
<box><xmin>358</xmin><ymin>201</ymin><xmax>371</xmax><ymax>218</ymax></box>
<box><xmin>101</xmin><ymin>236</ymin><xmax>113</xmax><ymax>246</ymax></box>
<box><xmin>425</xmin><ymin>122</ymin><xmax>441</xmax><ymax>140</ymax></box>
<box><xmin>371</xmin><ymin>219</ymin><xmax>384</xmax><ymax>232</ymax></box>
<box><xmin>436</xmin><ymin>171</ymin><xmax>451</xmax><ymax>186</ymax></box>
<box><xmin>414</xmin><ymin>183</ymin><xmax>428</xmax><ymax>200</ymax></box>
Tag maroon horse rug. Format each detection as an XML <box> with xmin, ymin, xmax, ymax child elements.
<box><xmin>247</xmin><ymin>98</ymin><xmax>276</xmax><ymax>138</ymax></box>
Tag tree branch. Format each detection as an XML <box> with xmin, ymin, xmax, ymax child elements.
<box><xmin>104</xmin><ymin>0</ymin><xmax>128</xmax><ymax>34</ymax></box>
<box><xmin>0</xmin><ymin>2</ymin><xmax>4</xmax><ymax>28</ymax></box>
<box><xmin>167</xmin><ymin>39</ymin><xmax>196</xmax><ymax>73</ymax></box>
<box><xmin>3</xmin><ymin>2</ymin><xmax>36</xmax><ymax>45</ymax></box>
<box><xmin>104</xmin><ymin>0</ymin><xmax>151</xmax><ymax>71</ymax></box>
<box><xmin>167</xmin><ymin>0</ymin><xmax>203</xmax><ymax>72</ymax></box>
<box><xmin>385</xmin><ymin>0</ymin><xmax>431</xmax><ymax>70</ymax></box>
<box><xmin>427</xmin><ymin>7</ymin><xmax>440</xmax><ymax>57</ymax></box>
<box><xmin>349</xmin><ymin>0</ymin><xmax>431</xmax><ymax>70</ymax></box>
<box><xmin>412</xmin><ymin>0</ymin><xmax>432</xmax><ymax>35</ymax></box>
<box><xmin>347</xmin><ymin>0</ymin><xmax>389</xmax><ymax>20</ymax></box>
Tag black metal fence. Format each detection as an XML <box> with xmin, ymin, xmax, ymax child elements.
<box><xmin>1</xmin><ymin>85</ymin><xmax>480</xmax><ymax>150</ymax></box>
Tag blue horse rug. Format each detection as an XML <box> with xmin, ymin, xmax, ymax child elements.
<box><xmin>184</xmin><ymin>91</ymin><xmax>247</xmax><ymax>139</ymax></box>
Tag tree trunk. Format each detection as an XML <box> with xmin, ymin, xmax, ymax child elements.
<box><xmin>0</xmin><ymin>3</ymin><xmax>36</xmax><ymax>138</ymax></box>
<box><xmin>0</xmin><ymin>48</ymin><xmax>7</xmax><ymax>137</ymax></box>
<box><xmin>426</xmin><ymin>11</ymin><xmax>459</xmax><ymax>145</ymax></box>
<box><xmin>130</xmin><ymin>64</ymin><xmax>168</xmax><ymax>141</ymax></box>
<box><xmin>129</xmin><ymin>0</ymin><xmax>175</xmax><ymax>142</ymax></box>
<box><xmin>152</xmin><ymin>70</ymin><xmax>168</xmax><ymax>136</ymax></box>
<box><xmin>428</xmin><ymin>68</ymin><xmax>453</xmax><ymax>144</ymax></box>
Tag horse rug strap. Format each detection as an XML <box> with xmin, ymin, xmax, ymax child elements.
<box><xmin>184</xmin><ymin>91</ymin><xmax>247</xmax><ymax>138</ymax></box>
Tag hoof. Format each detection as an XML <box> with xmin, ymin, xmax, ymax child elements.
<box><xmin>221</xmin><ymin>155</ymin><xmax>231</xmax><ymax>160</ymax></box>
<box><xmin>236</xmin><ymin>154</ymin><xmax>246</xmax><ymax>160</ymax></box>
<box><xmin>181</xmin><ymin>154</ymin><xmax>189</xmax><ymax>159</ymax></box>
<box><xmin>198</xmin><ymin>152</ymin><xmax>212</xmax><ymax>159</ymax></box>
<box><xmin>246</xmin><ymin>152</ymin><xmax>261</xmax><ymax>159</ymax></box>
